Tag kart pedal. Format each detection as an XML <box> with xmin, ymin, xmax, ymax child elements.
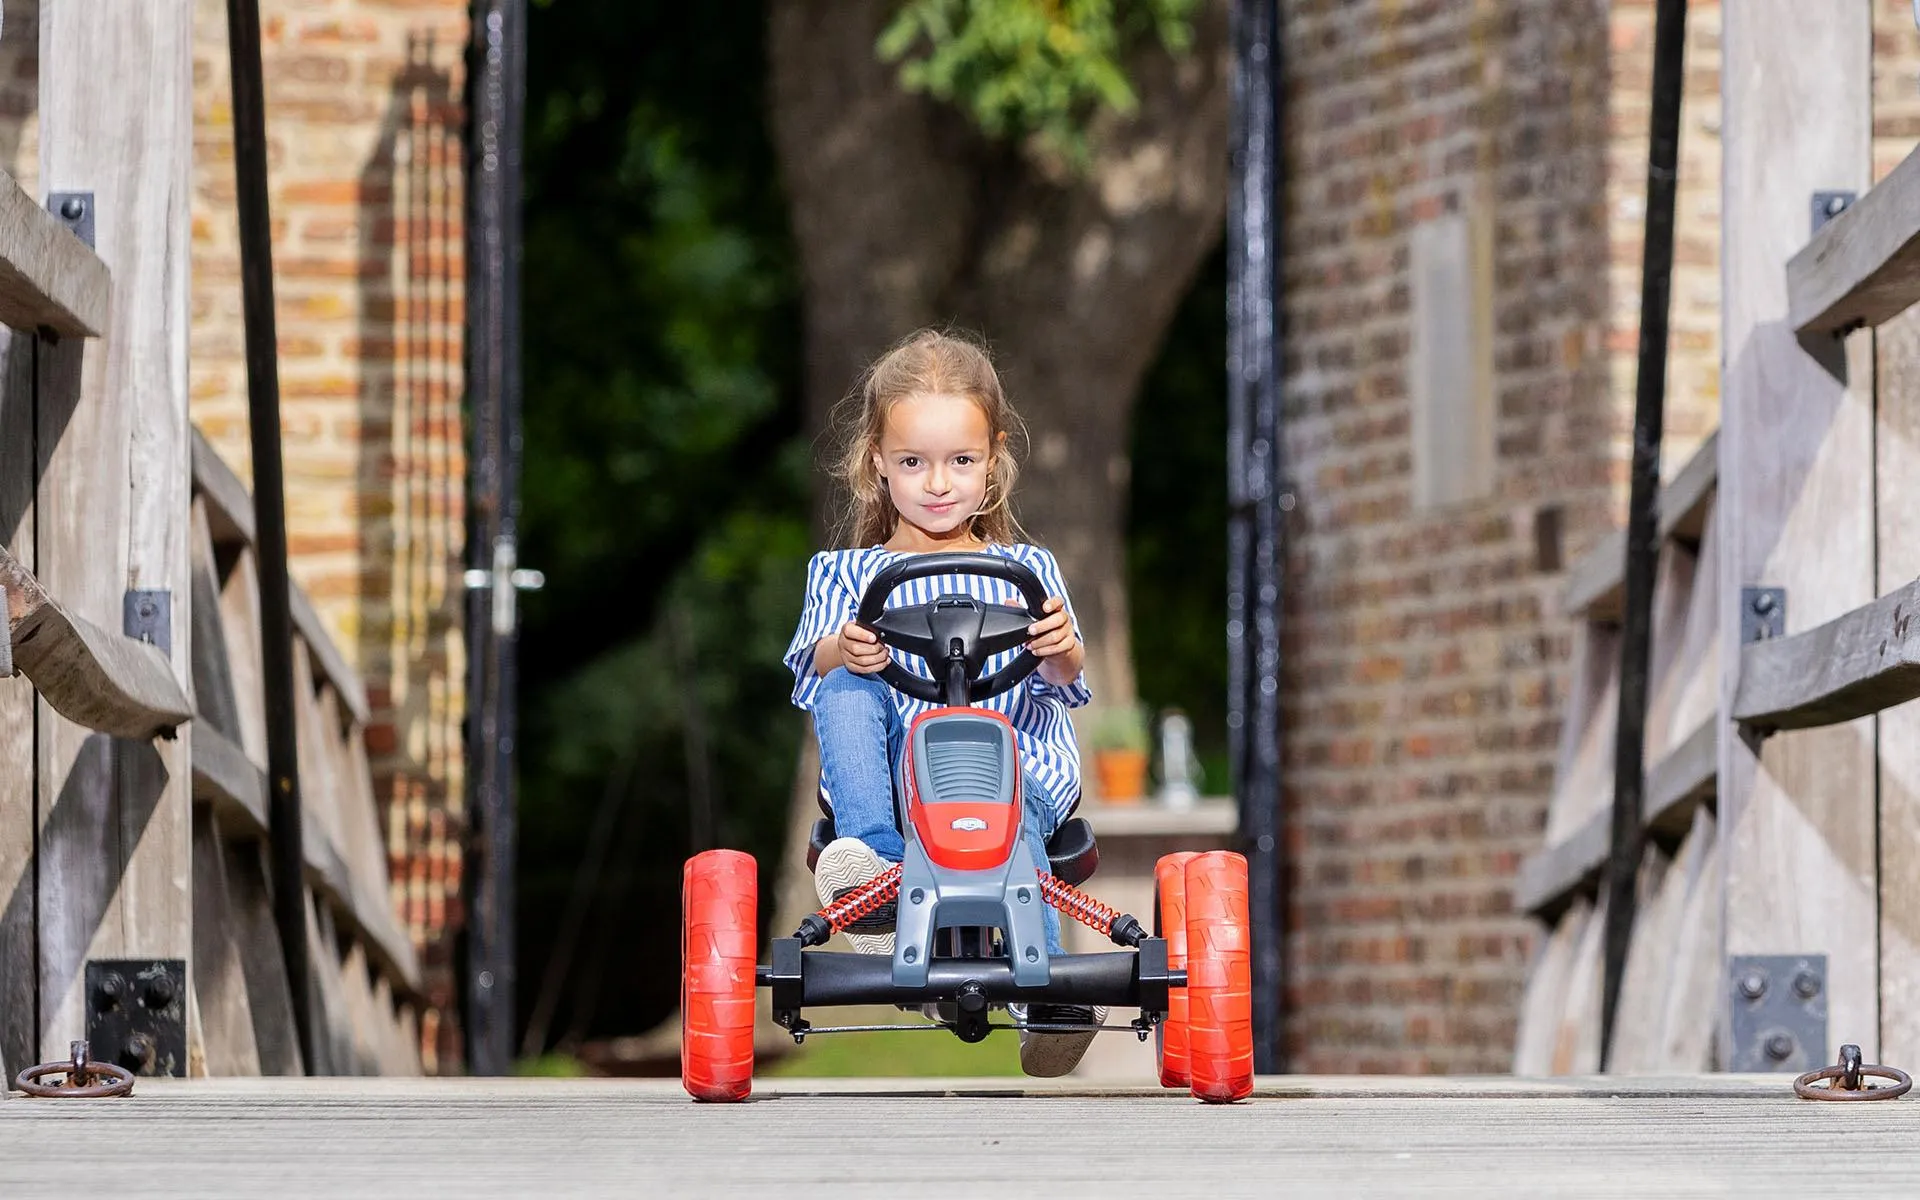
<box><xmin>830</xmin><ymin>886</ymin><xmax>896</xmax><ymax>931</ymax></box>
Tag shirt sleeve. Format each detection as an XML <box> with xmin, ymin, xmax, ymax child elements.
<box><xmin>784</xmin><ymin>551</ymin><xmax>856</xmax><ymax>710</ymax></box>
<box><xmin>1021</xmin><ymin>545</ymin><xmax>1093</xmax><ymax>709</ymax></box>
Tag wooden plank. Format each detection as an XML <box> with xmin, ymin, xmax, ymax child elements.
<box><xmin>41</xmin><ymin>0</ymin><xmax>196</xmax><ymax>1066</ymax></box>
<box><xmin>1604</xmin><ymin>844</ymin><xmax>1675</xmax><ymax>1074</ymax></box>
<box><xmin>219</xmin><ymin>547</ymin><xmax>268</xmax><ymax>766</ymax></box>
<box><xmin>1658</xmin><ymin>809</ymin><xmax>1724</xmax><ymax>1071</ymax></box>
<box><xmin>1515</xmin><ymin>809</ymin><xmax>1608</xmax><ymax>920</ymax></box>
<box><xmin>1544</xmin><ymin>625</ymin><xmax>1617</xmax><ymax>845</ymax></box>
<box><xmin>1731</xmin><ymin>576</ymin><xmax>1920</xmax><ymax>730</ymax></box>
<box><xmin>1788</xmin><ymin>136</ymin><xmax>1920</xmax><ymax>338</ymax></box>
<box><xmin>1875</xmin><ymin>307</ymin><xmax>1920</xmax><ymax>1069</ymax></box>
<box><xmin>190</xmin><ymin>812</ymin><xmax>262</xmax><ymax>1076</ymax></box>
<box><xmin>1645</xmin><ymin>507</ymin><xmax>1721</xmax><ymax>768</ymax></box>
<box><xmin>221</xmin><ymin>839</ymin><xmax>301</xmax><ymax>1076</ymax></box>
<box><xmin>1553</xmin><ymin>892</ymin><xmax>1607</xmax><ymax>1074</ymax></box>
<box><xmin>1</xmin><ymin>544</ymin><xmax>192</xmax><ymax>739</ymax></box>
<box><xmin>0</xmin><ymin>327</ymin><xmax>33</xmax><ymax>1085</ymax></box>
<box><xmin>189</xmin><ymin>426</ymin><xmax>256</xmax><ymax>550</ymax></box>
<box><xmin>1643</xmin><ymin>716</ymin><xmax>1716</xmax><ymax>840</ymax></box>
<box><xmin>29</xmin><ymin>1074</ymin><xmax>1920</xmax><ymax>1195</ymax></box>
<box><xmin>189</xmin><ymin>499</ymin><xmax>243</xmax><ymax>745</ymax></box>
<box><xmin>31</xmin><ymin>320</ymin><xmax>127</xmax><ymax>1060</ymax></box>
<box><xmin>1719</xmin><ymin>0</ymin><xmax>1878</xmax><ymax>1067</ymax></box>
<box><xmin>1640</xmin><ymin>541</ymin><xmax>1698</xmax><ymax>765</ymax></box>
<box><xmin>192</xmin><ymin>722</ymin><xmax>270</xmax><ymax>837</ymax></box>
<box><xmin>1560</xmin><ymin>434</ymin><xmax>1720</xmax><ymax>622</ymax></box>
<box><xmin>1513</xmin><ymin>897</ymin><xmax>1590</xmax><ymax>1075</ymax></box>
<box><xmin>0</xmin><ymin>169</ymin><xmax>111</xmax><ymax>338</ymax></box>
<box><xmin>290</xmin><ymin>584</ymin><xmax>369</xmax><ymax>727</ymax></box>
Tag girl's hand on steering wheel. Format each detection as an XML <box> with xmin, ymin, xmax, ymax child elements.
<box><xmin>837</xmin><ymin>620</ymin><xmax>891</xmax><ymax>675</ymax></box>
<box><xmin>1026</xmin><ymin>596</ymin><xmax>1078</xmax><ymax>660</ymax></box>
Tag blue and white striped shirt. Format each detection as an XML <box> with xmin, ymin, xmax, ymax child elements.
<box><xmin>784</xmin><ymin>542</ymin><xmax>1092</xmax><ymax>819</ymax></box>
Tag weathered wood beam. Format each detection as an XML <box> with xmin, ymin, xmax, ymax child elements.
<box><xmin>192</xmin><ymin>722</ymin><xmax>420</xmax><ymax>997</ymax></box>
<box><xmin>0</xmin><ymin>544</ymin><xmax>190</xmax><ymax>739</ymax></box>
<box><xmin>1562</xmin><ymin>431</ymin><xmax>1719</xmax><ymax>622</ymax></box>
<box><xmin>1788</xmin><ymin>136</ymin><xmax>1920</xmax><ymax>338</ymax></box>
<box><xmin>0</xmin><ymin>170</ymin><xmax>111</xmax><ymax>338</ymax></box>
<box><xmin>190</xmin><ymin>425</ymin><xmax>257</xmax><ymax>549</ymax></box>
<box><xmin>1733</xmin><ymin>576</ymin><xmax>1920</xmax><ymax>731</ymax></box>
<box><xmin>289</xmin><ymin>586</ymin><xmax>370</xmax><ymax>728</ymax></box>
<box><xmin>1518</xmin><ymin>717</ymin><xmax>1718</xmax><ymax>919</ymax></box>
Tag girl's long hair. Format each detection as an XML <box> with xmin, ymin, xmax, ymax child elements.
<box><xmin>828</xmin><ymin>328</ymin><xmax>1029</xmax><ymax>549</ymax></box>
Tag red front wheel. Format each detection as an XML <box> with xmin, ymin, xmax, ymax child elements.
<box><xmin>681</xmin><ymin>849</ymin><xmax>758</xmax><ymax>1102</ymax></box>
<box><xmin>1153</xmin><ymin>852</ymin><xmax>1200</xmax><ymax>1088</ymax></box>
<box><xmin>1184</xmin><ymin>851</ymin><xmax>1253</xmax><ymax>1103</ymax></box>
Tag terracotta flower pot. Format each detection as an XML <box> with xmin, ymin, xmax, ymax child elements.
<box><xmin>1093</xmin><ymin>748</ymin><xmax>1149</xmax><ymax>805</ymax></box>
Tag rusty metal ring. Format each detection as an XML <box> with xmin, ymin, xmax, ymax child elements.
<box><xmin>1793</xmin><ymin>1063</ymin><xmax>1912</xmax><ymax>1101</ymax></box>
<box><xmin>13</xmin><ymin>1059</ymin><xmax>135</xmax><ymax>1098</ymax></box>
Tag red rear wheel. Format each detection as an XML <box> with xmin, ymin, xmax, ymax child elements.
<box><xmin>1153</xmin><ymin>851</ymin><xmax>1200</xmax><ymax>1088</ymax></box>
<box><xmin>681</xmin><ymin>849</ymin><xmax>757</xmax><ymax>1101</ymax></box>
<box><xmin>1184</xmin><ymin>850</ymin><xmax>1253</xmax><ymax>1103</ymax></box>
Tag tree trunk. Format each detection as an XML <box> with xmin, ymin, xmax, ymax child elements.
<box><xmin>768</xmin><ymin>0</ymin><xmax>1230</xmax><ymax>709</ymax></box>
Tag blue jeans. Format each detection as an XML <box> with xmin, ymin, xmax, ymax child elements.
<box><xmin>813</xmin><ymin>667</ymin><xmax>1066</xmax><ymax>955</ymax></box>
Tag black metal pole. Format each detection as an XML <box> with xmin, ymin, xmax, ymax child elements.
<box><xmin>1601</xmin><ymin>0</ymin><xmax>1688</xmax><ymax>1068</ymax></box>
<box><xmin>227</xmin><ymin>0</ymin><xmax>313</xmax><ymax>1071</ymax></box>
<box><xmin>1228</xmin><ymin>0</ymin><xmax>1286</xmax><ymax>1075</ymax></box>
<box><xmin>463</xmin><ymin>0</ymin><xmax>526</xmax><ymax>1076</ymax></box>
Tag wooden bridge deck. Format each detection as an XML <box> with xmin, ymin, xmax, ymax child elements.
<box><xmin>3</xmin><ymin>1074</ymin><xmax>1914</xmax><ymax>1196</ymax></box>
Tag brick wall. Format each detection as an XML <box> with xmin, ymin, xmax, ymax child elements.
<box><xmin>1281</xmin><ymin>0</ymin><xmax>1667</xmax><ymax>1074</ymax></box>
<box><xmin>189</xmin><ymin>0</ymin><xmax>470</xmax><ymax>1072</ymax></box>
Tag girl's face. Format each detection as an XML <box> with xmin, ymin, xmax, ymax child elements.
<box><xmin>874</xmin><ymin>391</ymin><xmax>992</xmax><ymax>548</ymax></box>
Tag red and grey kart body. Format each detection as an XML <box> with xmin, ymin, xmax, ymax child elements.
<box><xmin>682</xmin><ymin>553</ymin><xmax>1253</xmax><ymax>1102</ymax></box>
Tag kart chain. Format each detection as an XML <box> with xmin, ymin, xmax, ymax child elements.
<box><xmin>817</xmin><ymin>865</ymin><xmax>903</xmax><ymax>932</ymax></box>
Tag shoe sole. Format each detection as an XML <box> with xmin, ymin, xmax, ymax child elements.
<box><xmin>1017</xmin><ymin>1006</ymin><xmax>1107</xmax><ymax>1078</ymax></box>
<box><xmin>813</xmin><ymin>838</ymin><xmax>894</xmax><ymax>956</ymax></box>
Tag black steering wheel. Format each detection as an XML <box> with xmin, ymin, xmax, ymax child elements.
<box><xmin>853</xmin><ymin>552</ymin><xmax>1051</xmax><ymax>706</ymax></box>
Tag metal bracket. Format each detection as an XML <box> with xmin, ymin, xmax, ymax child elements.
<box><xmin>85</xmin><ymin>959</ymin><xmax>187</xmax><ymax>1077</ymax></box>
<box><xmin>1812</xmin><ymin>191</ymin><xmax>1856</xmax><ymax>235</ymax></box>
<box><xmin>47</xmin><ymin>191</ymin><xmax>95</xmax><ymax>249</ymax></box>
<box><xmin>462</xmin><ymin>535</ymin><xmax>545</xmax><ymax>636</ymax></box>
<box><xmin>1729</xmin><ymin>954</ymin><xmax>1827</xmax><ymax>1073</ymax></box>
<box><xmin>123</xmin><ymin>589</ymin><xmax>172</xmax><ymax>659</ymax></box>
<box><xmin>1741</xmin><ymin>587</ymin><xmax>1785</xmax><ymax>643</ymax></box>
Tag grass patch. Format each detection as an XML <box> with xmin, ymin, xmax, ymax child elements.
<box><xmin>764</xmin><ymin>1026</ymin><xmax>1024</xmax><ymax>1077</ymax></box>
<box><xmin>511</xmin><ymin>1052</ymin><xmax>593</xmax><ymax>1077</ymax></box>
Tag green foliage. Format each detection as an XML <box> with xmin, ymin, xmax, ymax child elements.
<box><xmin>877</xmin><ymin>0</ymin><xmax>1200</xmax><ymax>163</ymax></box>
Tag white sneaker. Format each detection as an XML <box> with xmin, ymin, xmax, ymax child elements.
<box><xmin>1011</xmin><ymin>1002</ymin><xmax>1108</xmax><ymax>1077</ymax></box>
<box><xmin>812</xmin><ymin>837</ymin><xmax>894</xmax><ymax>956</ymax></box>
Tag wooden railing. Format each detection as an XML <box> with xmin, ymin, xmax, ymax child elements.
<box><xmin>188</xmin><ymin>431</ymin><xmax>421</xmax><ymax>1076</ymax></box>
<box><xmin>1521</xmin><ymin>2</ymin><xmax>1920</xmax><ymax>1077</ymax></box>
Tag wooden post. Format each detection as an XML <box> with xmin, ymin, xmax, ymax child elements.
<box><xmin>0</xmin><ymin>329</ymin><xmax>32</xmax><ymax>1081</ymax></box>
<box><xmin>35</xmin><ymin>3</ymin><xmax>194</xmax><ymax>1062</ymax></box>
<box><xmin>1719</xmin><ymin>1</ymin><xmax>1876</xmax><ymax>1068</ymax></box>
<box><xmin>1876</xmin><ymin>308</ymin><xmax>1920</xmax><ymax>1066</ymax></box>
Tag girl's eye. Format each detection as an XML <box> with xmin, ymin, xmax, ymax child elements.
<box><xmin>899</xmin><ymin>456</ymin><xmax>920</xmax><ymax>469</ymax></box>
<box><xmin>954</xmin><ymin>456</ymin><xmax>975</xmax><ymax>466</ymax></box>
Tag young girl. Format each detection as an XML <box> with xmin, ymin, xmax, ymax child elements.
<box><xmin>782</xmin><ymin>328</ymin><xmax>1103</xmax><ymax>1077</ymax></box>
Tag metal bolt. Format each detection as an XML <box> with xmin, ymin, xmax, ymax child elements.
<box><xmin>1026</xmin><ymin>946</ymin><xmax>1040</xmax><ymax>962</ymax></box>
<box><xmin>59</xmin><ymin>196</ymin><xmax>85</xmax><ymax>221</ymax></box>
<box><xmin>143</xmin><ymin>974</ymin><xmax>176</xmax><ymax>1009</ymax></box>
<box><xmin>903</xmin><ymin>946</ymin><xmax>917</xmax><ymax>964</ymax></box>
<box><xmin>1739</xmin><ymin>970</ymin><xmax>1768</xmax><ymax>1000</ymax></box>
<box><xmin>909</xmin><ymin>888</ymin><xmax>924</xmax><ymax>905</ymax></box>
<box><xmin>122</xmin><ymin>1032</ymin><xmax>154</xmax><ymax>1071</ymax></box>
<box><xmin>1826</xmin><ymin>193</ymin><xmax>1849</xmax><ymax>217</ymax></box>
<box><xmin>1752</xmin><ymin>592</ymin><xmax>1777</xmax><ymax>615</ymax></box>
<box><xmin>1792</xmin><ymin>970</ymin><xmax>1821</xmax><ymax>1000</ymax></box>
<box><xmin>95</xmin><ymin>974</ymin><xmax>123</xmax><ymax>1007</ymax></box>
<box><xmin>1766</xmin><ymin>1033</ymin><xmax>1796</xmax><ymax>1062</ymax></box>
<box><xmin>1016</xmin><ymin>887</ymin><xmax>1031</xmax><ymax>904</ymax></box>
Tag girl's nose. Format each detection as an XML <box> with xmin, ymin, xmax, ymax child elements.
<box><xmin>927</xmin><ymin>468</ymin><xmax>950</xmax><ymax>495</ymax></box>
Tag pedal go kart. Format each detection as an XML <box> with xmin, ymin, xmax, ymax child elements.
<box><xmin>681</xmin><ymin>552</ymin><xmax>1253</xmax><ymax>1103</ymax></box>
